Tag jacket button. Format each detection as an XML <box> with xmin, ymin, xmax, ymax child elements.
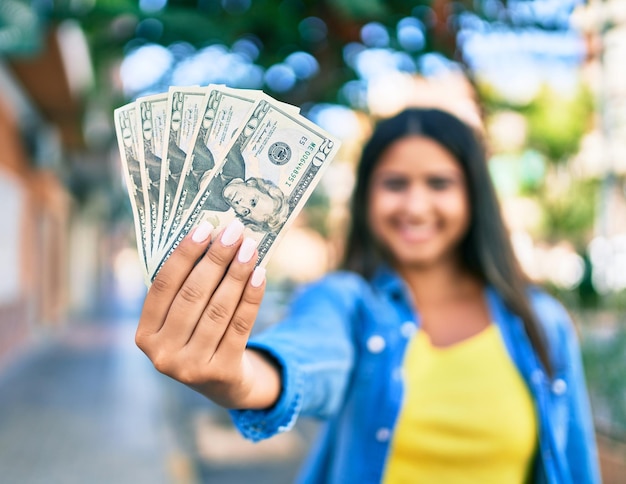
<box><xmin>376</xmin><ymin>427</ymin><xmax>391</xmax><ymax>442</ymax></box>
<box><xmin>400</xmin><ymin>321</ymin><xmax>417</xmax><ymax>338</ymax></box>
<box><xmin>366</xmin><ymin>335</ymin><xmax>386</xmax><ymax>353</ymax></box>
<box><xmin>551</xmin><ymin>378</ymin><xmax>567</xmax><ymax>395</ymax></box>
<box><xmin>531</xmin><ymin>369</ymin><xmax>544</xmax><ymax>385</ymax></box>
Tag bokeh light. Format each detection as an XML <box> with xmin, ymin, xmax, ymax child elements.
<box><xmin>265</xmin><ymin>64</ymin><xmax>296</xmax><ymax>92</ymax></box>
<box><xmin>298</xmin><ymin>17</ymin><xmax>327</xmax><ymax>44</ymax></box>
<box><xmin>120</xmin><ymin>43</ymin><xmax>172</xmax><ymax>96</ymax></box>
<box><xmin>135</xmin><ymin>18</ymin><xmax>164</xmax><ymax>41</ymax></box>
<box><xmin>285</xmin><ymin>51</ymin><xmax>319</xmax><ymax>80</ymax></box>
<box><xmin>397</xmin><ymin>17</ymin><xmax>426</xmax><ymax>52</ymax></box>
<box><xmin>307</xmin><ymin>104</ymin><xmax>360</xmax><ymax>140</ymax></box>
<box><xmin>221</xmin><ymin>0</ymin><xmax>251</xmax><ymax>15</ymax></box>
<box><xmin>139</xmin><ymin>0</ymin><xmax>167</xmax><ymax>14</ymax></box>
<box><xmin>361</xmin><ymin>22</ymin><xmax>389</xmax><ymax>48</ymax></box>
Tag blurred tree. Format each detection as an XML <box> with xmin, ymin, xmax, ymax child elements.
<box><xmin>0</xmin><ymin>0</ymin><xmax>43</xmax><ymax>55</ymax></box>
<box><xmin>41</xmin><ymin>0</ymin><xmax>458</xmax><ymax>105</ymax></box>
<box><xmin>538</xmin><ymin>176</ymin><xmax>599</xmax><ymax>247</ymax></box>
<box><xmin>523</xmin><ymin>85</ymin><xmax>594</xmax><ymax>164</ymax></box>
<box><xmin>34</xmin><ymin>0</ymin><xmax>578</xmax><ymax>107</ymax></box>
<box><xmin>481</xmin><ymin>81</ymin><xmax>597</xmax><ymax>248</ymax></box>
<box><xmin>481</xmin><ymin>82</ymin><xmax>594</xmax><ymax>165</ymax></box>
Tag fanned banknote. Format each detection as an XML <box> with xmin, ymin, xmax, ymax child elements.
<box><xmin>114</xmin><ymin>86</ymin><xmax>341</xmax><ymax>284</ymax></box>
<box><xmin>157</xmin><ymin>86</ymin><xmax>209</xmax><ymax>252</ymax></box>
<box><xmin>136</xmin><ymin>93</ymin><xmax>168</xmax><ymax>257</ymax></box>
<box><xmin>113</xmin><ymin>103</ymin><xmax>151</xmax><ymax>279</ymax></box>
<box><xmin>149</xmin><ymin>97</ymin><xmax>340</xmax><ymax>280</ymax></box>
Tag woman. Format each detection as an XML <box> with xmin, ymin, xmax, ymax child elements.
<box><xmin>136</xmin><ymin>108</ymin><xmax>600</xmax><ymax>483</ymax></box>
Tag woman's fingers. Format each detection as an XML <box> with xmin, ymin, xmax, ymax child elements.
<box><xmin>187</xmin><ymin>236</ymin><xmax>262</xmax><ymax>358</ymax></box>
<box><xmin>157</xmin><ymin>219</ymin><xmax>246</xmax><ymax>347</ymax></box>
<box><xmin>213</xmin><ymin>266</ymin><xmax>266</xmax><ymax>359</ymax></box>
<box><xmin>137</xmin><ymin>221</ymin><xmax>214</xmax><ymax>338</ymax></box>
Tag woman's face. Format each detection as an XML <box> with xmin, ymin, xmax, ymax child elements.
<box><xmin>368</xmin><ymin>135</ymin><xmax>470</xmax><ymax>270</ymax></box>
<box><xmin>223</xmin><ymin>179</ymin><xmax>276</xmax><ymax>224</ymax></box>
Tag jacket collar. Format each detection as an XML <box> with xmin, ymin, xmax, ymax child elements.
<box><xmin>371</xmin><ymin>264</ymin><xmax>404</xmax><ymax>293</ymax></box>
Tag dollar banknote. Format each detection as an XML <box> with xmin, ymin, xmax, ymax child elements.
<box><xmin>163</xmin><ymin>86</ymin><xmax>262</xmax><ymax>243</ymax></box>
<box><xmin>137</xmin><ymin>93</ymin><xmax>168</xmax><ymax>256</ymax></box>
<box><xmin>156</xmin><ymin>86</ymin><xmax>209</xmax><ymax>252</ymax></box>
<box><xmin>113</xmin><ymin>103</ymin><xmax>151</xmax><ymax>279</ymax></box>
<box><xmin>149</xmin><ymin>97</ymin><xmax>341</xmax><ymax>280</ymax></box>
<box><xmin>163</xmin><ymin>86</ymin><xmax>301</xmax><ymax>244</ymax></box>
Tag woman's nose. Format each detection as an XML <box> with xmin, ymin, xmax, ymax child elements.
<box><xmin>405</xmin><ymin>186</ymin><xmax>431</xmax><ymax>213</ymax></box>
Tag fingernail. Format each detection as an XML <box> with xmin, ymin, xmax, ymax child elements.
<box><xmin>250</xmin><ymin>267</ymin><xmax>266</xmax><ymax>287</ymax></box>
<box><xmin>221</xmin><ymin>219</ymin><xmax>245</xmax><ymax>246</ymax></box>
<box><xmin>237</xmin><ymin>237</ymin><xmax>257</xmax><ymax>263</ymax></box>
<box><xmin>192</xmin><ymin>221</ymin><xmax>214</xmax><ymax>243</ymax></box>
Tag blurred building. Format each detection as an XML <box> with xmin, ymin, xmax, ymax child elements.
<box><xmin>0</xmin><ymin>18</ymin><xmax>91</xmax><ymax>368</ymax></box>
<box><xmin>574</xmin><ymin>0</ymin><xmax>626</xmax><ymax>236</ymax></box>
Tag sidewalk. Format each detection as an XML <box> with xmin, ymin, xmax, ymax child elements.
<box><xmin>0</xmin><ymin>314</ymin><xmax>313</xmax><ymax>484</ymax></box>
<box><xmin>0</xmin><ymin>318</ymin><xmax>192</xmax><ymax>484</ymax></box>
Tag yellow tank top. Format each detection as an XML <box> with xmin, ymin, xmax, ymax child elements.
<box><xmin>383</xmin><ymin>324</ymin><xmax>537</xmax><ymax>484</ymax></box>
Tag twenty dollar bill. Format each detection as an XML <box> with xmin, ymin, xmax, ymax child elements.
<box><xmin>149</xmin><ymin>97</ymin><xmax>340</xmax><ymax>279</ymax></box>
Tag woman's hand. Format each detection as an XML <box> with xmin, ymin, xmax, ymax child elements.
<box><xmin>135</xmin><ymin>219</ymin><xmax>281</xmax><ymax>409</ymax></box>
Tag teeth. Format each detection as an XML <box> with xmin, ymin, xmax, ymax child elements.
<box><xmin>399</xmin><ymin>223</ymin><xmax>435</xmax><ymax>240</ymax></box>
<box><xmin>401</xmin><ymin>225</ymin><xmax>432</xmax><ymax>233</ymax></box>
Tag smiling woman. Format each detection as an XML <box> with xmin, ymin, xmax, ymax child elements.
<box><xmin>135</xmin><ymin>107</ymin><xmax>601</xmax><ymax>484</ymax></box>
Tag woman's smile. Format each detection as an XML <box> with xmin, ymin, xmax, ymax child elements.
<box><xmin>395</xmin><ymin>220</ymin><xmax>438</xmax><ymax>244</ymax></box>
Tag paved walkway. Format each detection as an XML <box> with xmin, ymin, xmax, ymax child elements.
<box><xmin>0</xmin><ymin>316</ymin><xmax>312</xmax><ymax>484</ymax></box>
<box><xmin>0</xmin><ymin>318</ymin><xmax>190</xmax><ymax>483</ymax></box>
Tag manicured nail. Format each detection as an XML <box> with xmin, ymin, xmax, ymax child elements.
<box><xmin>192</xmin><ymin>221</ymin><xmax>214</xmax><ymax>243</ymax></box>
<box><xmin>221</xmin><ymin>219</ymin><xmax>245</xmax><ymax>246</ymax></box>
<box><xmin>238</xmin><ymin>237</ymin><xmax>257</xmax><ymax>263</ymax></box>
<box><xmin>250</xmin><ymin>267</ymin><xmax>266</xmax><ymax>287</ymax></box>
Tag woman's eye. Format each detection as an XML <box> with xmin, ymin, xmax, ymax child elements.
<box><xmin>428</xmin><ymin>177</ymin><xmax>453</xmax><ymax>190</ymax></box>
<box><xmin>380</xmin><ymin>178</ymin><xmax>408</xmax><ymax>191</ymax></box>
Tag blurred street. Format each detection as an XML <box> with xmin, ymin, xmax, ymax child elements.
<box><xmin>0</xmin><ymin>306</ymin><xmax>315</xmax><ymax>484</ymax></box>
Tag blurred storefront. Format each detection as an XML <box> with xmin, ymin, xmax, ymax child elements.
<box><xmin>0</xmin><ymin>20</ymin><xmax>91</xmax><ymax>368</ymax></box>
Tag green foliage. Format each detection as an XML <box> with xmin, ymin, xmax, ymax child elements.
<box><xmin>580</xmin><ymin>320</ymin><xmax>626</xmax><ymax>437</ymax></box>
<box><xmin>481</xmin><ymin>79</ymin><xmax>597</xmax><ymax>247</ymax></box>
<box><xmin>44</xmin><ymin>0</ymin><xmax>467</xmax><ymax>105</ymax></box>
<box><xmin>523</xmin><ymin>85</ymin><xmax>594</xmax><ymax>163</ymax></box>
<box><xmin>480</xmin><ymin>82</ymin><xmax>595</xmax><ymax>165</ymax></box>
<box><xmin>537</xmin><ymin>176</ymin><xmax>599</xmax><ymax>246</ymax></box>
<box><xmin>481</xmin><ymin>81</ymin><xmax>595</xmax><ymax>160</ymax></box>
<box><xmin>489</xmin><ymin>150</ymin><xmax>547</xmax><ymax>198</ymax></box>
<box><xmin>0</xmin><ymin>0</ymin><xmax>43</xmax><ymax>55</ymax></box>
<box><xmin>331</xmin><ymin>0</ymin><xmax>388</xmax><ymax>18</ymax></box>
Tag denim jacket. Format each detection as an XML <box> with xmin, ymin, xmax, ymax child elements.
<box><xmin>230</xmin><ymin>267</ymin><xmax>601</xmax><ymax>483</ymax></box>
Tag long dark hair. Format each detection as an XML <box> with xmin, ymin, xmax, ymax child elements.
<box><xmin>341</xmin><ymin>108</ymin><xmax>553</xmax><ymax>376</ymax></box>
